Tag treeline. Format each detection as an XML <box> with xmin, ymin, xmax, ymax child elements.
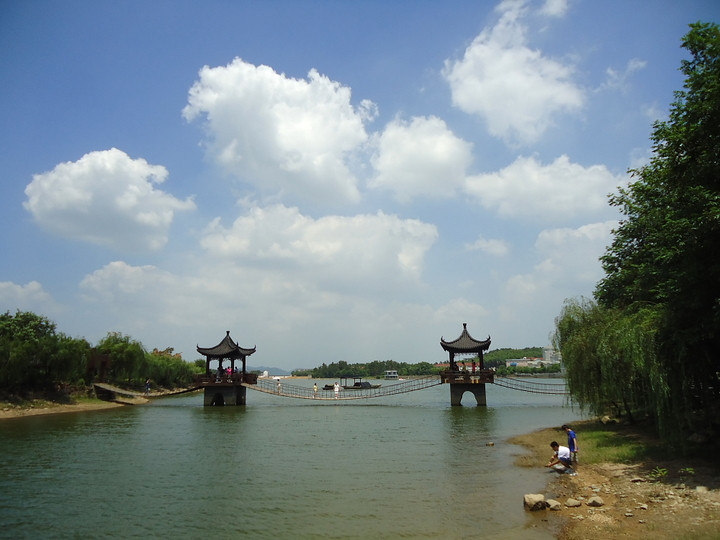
<box><xmin>294</xmin><ymin>359</ymin><xmax>440</xmax><ymax>378</ymax></box>
<box><xmin>0</xmin><ymin>310</ymin><xmax>203</xmax><ymax>396</ymax></box>
<box><xmin>553</xmin><ymin>23</ymin><xmax>720</xmax><ymax>449</ymax></box>
<box><xmin>292</xmin><ymin>348</ymin><xmax>550</xmax><ymax>379</ymax></box>
<box><xmin>484</xmin><ymin>347</ymin><xmax>544</xmax><ymax>368</ymax></box>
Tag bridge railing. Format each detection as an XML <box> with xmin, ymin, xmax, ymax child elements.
<box><xmin>440</xmin><ymin>369</ymin><xmax>495</xmax><ymax>384</ymax></box>
<box><xmin>246</xmin><ymin>376</ymin><xmax>443</xmax><ymax>400</ymax></box>
<box><xmin>195</xmin><ymin>373</ymin><xmax>259</xmax><ymax>385</ymax></box>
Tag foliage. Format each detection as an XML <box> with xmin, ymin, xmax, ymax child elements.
<box><xmin>306</xmin><ymin>359</ymin><xmax>442</xmax><ymax>379</ymax></box>
<box><xmin>556</xmin><ymin>23</ymin><xmax>720</xmax><ymax>447</ymax></box>
<box><xmin>95</xmin><ymin>332</ymin><xmax>147</xmax><ymax>383</ymax></box>
<box><xmin>0</xmin><ymin>310</ymin><xmax>90</xmax><ymax>392</ymax></box>
<box><xmin>484</xmin><ymin>347</ymin><xmax>544</xmax><ymax>368</ymax></box>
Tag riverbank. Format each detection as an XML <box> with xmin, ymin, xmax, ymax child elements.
<box><xmin>0</xmin><ymin>398</ymin><xmax>124</xmax><ymax>420</ymax></box>
<box><xmin>510</xmin><ymin>420</ymin><xmax>720</xmax><ymax>539</ymax></box>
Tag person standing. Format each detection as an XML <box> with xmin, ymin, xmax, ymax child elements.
<box><xmin>562</xmin><ymin>424</ymin><xmax>579</xmax><ymax>464</ymax></box>
<box><xmin>313</xmin><ymin>383</ymin><xmax>318</xmax><ymax>398</ymax></box>
<box><xmin>333</xmin><ymin>382</ymin><xmax>340</xmax><ymax>399</ymax></box>
<box><xmin>144</xmin><ymin>378</ymin><xmax>150</xmax><ymax>395</ymax></box>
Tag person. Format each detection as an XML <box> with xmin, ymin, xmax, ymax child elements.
<box><xmin>562</xmin><ymin>424</ymin><xmax>579</xmax><ymax>464</ymax></box>
<box><xmin>144</xmin><ymin>378</ymin><xmax>150</xmax><ymax>395</ymax></box>
<box><xmin>546</xmin><ymin>441</ymin><xmax>575</xmax><ymax>474</ymax></box>
<box><xmin>333</xmin><ymin>382</ymin><xmax>340</xmax><ymax>399</ymax></box>
<box><xmin>313</xmin><ymin>383</ymin><xmax>318</xmax><ymax>397</ymax></box>
<box><xmin>276</xmin><ymin>380</ymin><xmax>282</xmax><ymax>393</ymax></box>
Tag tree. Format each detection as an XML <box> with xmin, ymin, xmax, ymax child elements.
<box><xmin>0</xmin><ymin>310</ymin><xmax>90</xmax><ymax>391</ymax></box>
<box><xmin>561</xmin><ymin>22</ymin><xmax>720</xmax><ymax>444</ymax></box>
<box><xmin>96</xmin><ymin>332</ymin><xmax>147</xmax><ymax>384</ymax></box>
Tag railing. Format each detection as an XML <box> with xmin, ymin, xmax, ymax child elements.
<box><xmin>440</xmin><ymin>369</ymin><xmax>495</xmax><ymax>384</ymax></box>
<box><xmin>195</xmin><ymin>373</ymin><xmax>259</xmax><ymax>385</ymax></box>
<box><xmin>492</xmin><ymin>376</ymin><xmax>569</xmax><ymax>395</ymax></box>
<box><xmin>244</xmin><ymin>376</ymin><xmax>443</xmax><ymax>401</ymax></box>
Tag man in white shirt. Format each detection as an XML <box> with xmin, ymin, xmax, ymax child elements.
<box><xmin>546</xmin><ymin>441</ymin><xmax>575</xmax><ymax>474</ymax></box>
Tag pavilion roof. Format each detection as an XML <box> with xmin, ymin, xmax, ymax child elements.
<box><xmin>197</xmin><ymin>331</ymin><xmax>256</xmax><ymax>359</ymax></box>
<box><xmin>440</xmin><ymin>323</ymin><xmax>491</xmax><ymax>354</ymax></box>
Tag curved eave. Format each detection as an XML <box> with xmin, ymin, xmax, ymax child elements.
<box><xmin>197</xmin><ymin>331</ymin><xmax>256</xmax><ymax>358</ymax></box>
<box><xmin>440</xmin><ymin>323</ymin><xmax>491</xmax><ymax>353</ymax></box>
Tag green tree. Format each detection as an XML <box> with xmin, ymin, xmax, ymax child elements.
<box><xmin>96</xmin><ymin>332</ymin><xmax>147</xmax><ymax>384</ymax></box>
<box><xmin>0</xmin><ymin>310</ymin><xmax>90</xmax><ymax>391</ymax></box>
<box><xmin>558</xmin><ymin>22</ymin><xmax>720</xmax><ymax>444</ymax></box>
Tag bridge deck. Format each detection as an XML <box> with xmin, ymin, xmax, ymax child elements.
<box><xmin>245</xmin><ymin>376</ymin><xmax>443</xmax><ymax>400</ymax></box>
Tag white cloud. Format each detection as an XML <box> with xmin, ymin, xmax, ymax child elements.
<box><xmin>0</xmin><ymin>281</ymin><xmax>56</xmax><ymax>315</ymax></box>
<box><xmin>442</xmin><ymin>1</ymin><xmax>584</xmax><ymax>145</ymax></box>
<box><xmin>539</xmin><ymin>0</ymin><xmax>569</xmax><ymax>17</ymax></box>
<box><xmin>183</xmin><ymin>58</ymin><xmax>376</xmax><ymax>205</ymax></box>
<box><xmin>464</xmin><ymin>154</ymin><xmax>624</xmax><ymax>222</ymax></box>
<box><xmin>465</xmin><ymin>235</ymin><xmax>510</xmax><ymax>257</ymax></box>
<box><xmin>534</xmin><ymin>221</ymin><xmax>616</xmax><ymax>284</ymax></box>
<box><xmin>200</xmin><ymin>204</ymin><xmax>438</xmax><ymax>292</ymax></box>
<box><xmin>23</xmin><ymin>149</ymin><xmax>195</xmax><ymax>252</ymax></box>
<box><xmin>601</xmin><ymin>57</ymin><xmax>647</xmax><ymax>92</ymax></box>
<box><xmin>369</xmin><ymin>116</ymin><xmax>473</xmax><ymax>203</ymax></box>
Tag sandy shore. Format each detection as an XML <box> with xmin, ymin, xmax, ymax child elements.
<box><xmin>0</xmin><ymin>400</ymin><xmax>125</xmax><ymax>420</ymax></box>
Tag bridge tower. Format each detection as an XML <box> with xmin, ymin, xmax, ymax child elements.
<box><xmin>440</xmin><ymin>323</ymin><xmax>493</xmax><ymax>406</ymax></box>
<box><xmin>196</xmin><ymin>331</ymin><xmax>258</xmax><ymax>405</ymax></box>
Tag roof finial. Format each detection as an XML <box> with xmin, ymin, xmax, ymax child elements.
<box><xmin>463</xmin><ymin>322</ymin><xmax>467</xmax><ymax>329</ymax></box>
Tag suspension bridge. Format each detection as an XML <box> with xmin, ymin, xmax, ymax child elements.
<box><xmin>94</xmin><ymin>374</ymin><xmax>568</xmax><ymax>406</ymax></box>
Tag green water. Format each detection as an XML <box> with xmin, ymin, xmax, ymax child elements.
<box><xmin>0</xmin><ymin>380</ymin><xmax>582</xmax><ymax>539</ymax></box>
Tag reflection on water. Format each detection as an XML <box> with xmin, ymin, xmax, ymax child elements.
<box><xmin>0</xmin><ymin>381</ymin><xmax>581</xmax><ymax>539</ymax></box>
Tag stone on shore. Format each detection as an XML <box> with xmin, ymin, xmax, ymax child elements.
<box><xmin>524</xmin><ymin>493</ymin><xmax>548</xmax><ymax>511</ymax></box>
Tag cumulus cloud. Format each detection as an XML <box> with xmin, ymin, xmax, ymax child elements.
<box><xmin>369</xmin><ymin>116</ymin><xmax>473</xmax><ymax>203</ymax></box>
<box><xmin>23</xmin><ymin>149</ymin><xmax>195</xmax><ymax>252</ymax></box>
<box><xmin>200</xmin><ymin>204</ymin><xmax>438</xmax><ymax>291</ymax></box>
<box><xmin>534</xmin><ymin>221</ymin><xmax>616</xmax><ymax>283</ymax></box>
<box><xmin>183</xmin><ymin>58</ymin><xmax>376</xmax><ymax>205</ymax></box>
<box><xmin>0</xmin><ymin>281</ymin><xmax>56</xmax><ymax>314</ymax></box>
<box><xmin>442</xmin><ymin>0</ymin><xmax>583</xmax><ymax>145</ymax></box>
<box><xmin>464</xmin><ymin>154</ymin><xmax>624</xmax><ymax>222</ymax></box>
<box><xmin>465</xmin><ymin>235</ymin><xmax>510</xmax><ymax>257</ymax></box>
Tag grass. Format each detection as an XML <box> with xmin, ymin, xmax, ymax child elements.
<box><xmin>508</xmin><ymin>418</ymin><xmax>668</xmax><ymax>468</ymax></box>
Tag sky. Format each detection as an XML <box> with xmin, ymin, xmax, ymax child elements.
<box><xmin>1</xmin><ymin>0</ymin><xmax>718</xmax><ymax>371</ymax></box>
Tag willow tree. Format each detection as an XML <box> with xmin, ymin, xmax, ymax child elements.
<box><xmin>556</xmin><ymin>22</ymin><xmax>720</xmax><ymax>444</ymax></box>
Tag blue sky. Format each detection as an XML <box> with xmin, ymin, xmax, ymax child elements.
<box><xmin>2</xmin><ymin>0</ymin><xmax>718</xmax><ymax>370</ymax></box>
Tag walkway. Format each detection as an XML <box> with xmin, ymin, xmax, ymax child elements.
<box><xmin>492</xmin><ymin>376</ymin><xmax>569</xmax><ymax>395</ymax></box>
<box><xmin>244</xmin><ymin>376</ymin><xmax>443</xmax><ymax>400</ymax></box>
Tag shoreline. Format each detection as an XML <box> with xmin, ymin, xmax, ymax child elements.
<box><xmin>0</xmin><ymin>400</ymin><xmax>125</xmax><ymax>420</ymax></box>
<box><xmin>510</xmin><ymin>420</ymin><xmax>720</xmax><ymax>539</ymax></box>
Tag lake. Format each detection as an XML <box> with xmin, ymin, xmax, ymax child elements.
<box><xmin>0</xmin><ymin>378</ymin><xmax>583</xmax><ymax>539</ymax></box>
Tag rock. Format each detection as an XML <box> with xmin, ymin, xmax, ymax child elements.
<box><xmin>601</xmin><ymin>415</ymin><xmax>618</xmax><ymax>425</ymax></box>
<box><xmin>631</xmin><ymin>477</ymin><xmax>646</xmax><ymax>483</ymax></box>
<box><xmin>696</xmin><ymin>486</ymin><xmax>709</xmax><ymax>494</ymax></box>
<box><xmin>524</xmin><ymin>493</ymin><xmax>549</xmax><ymax>511</ymax></box>
<box><xmin>586</xmin><ymin>496</ymin><xmax>605</xmax><ymax>507</ymax></box>
<box><xmin>485</xmin><ymin>441</ymin><xmax>494</xmax><ymax>446</ymax></box>
<box><xmin>546</xmin><ymin>499</ymin><xmax>562</xmax><ymax>511</ymax></box>
<box><xmin>565</xmin><ymin>498</ymin><xmax>582</xmax><ymax>508</ymax></box>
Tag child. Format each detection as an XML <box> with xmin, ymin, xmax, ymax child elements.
<box><xmin>562</xmin><ymin>424</ymin><xmax>579</xmax><ymax>464</ymax></box>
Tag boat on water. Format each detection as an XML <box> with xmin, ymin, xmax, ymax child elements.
<box><xmin>384</xmin><ymin>370</ymin><xmax>399</xmax><ymax>380</ymax></box>
<box><xmin>340</xmin><ymin>376</ymin><xmax>381</xmax><ymax>390</ymax></box>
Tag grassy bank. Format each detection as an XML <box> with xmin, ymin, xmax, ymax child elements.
<box><xmin>510</xmin><ymin>419</ymin><xmax>720</xmax><ymax>539</ymax></box>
